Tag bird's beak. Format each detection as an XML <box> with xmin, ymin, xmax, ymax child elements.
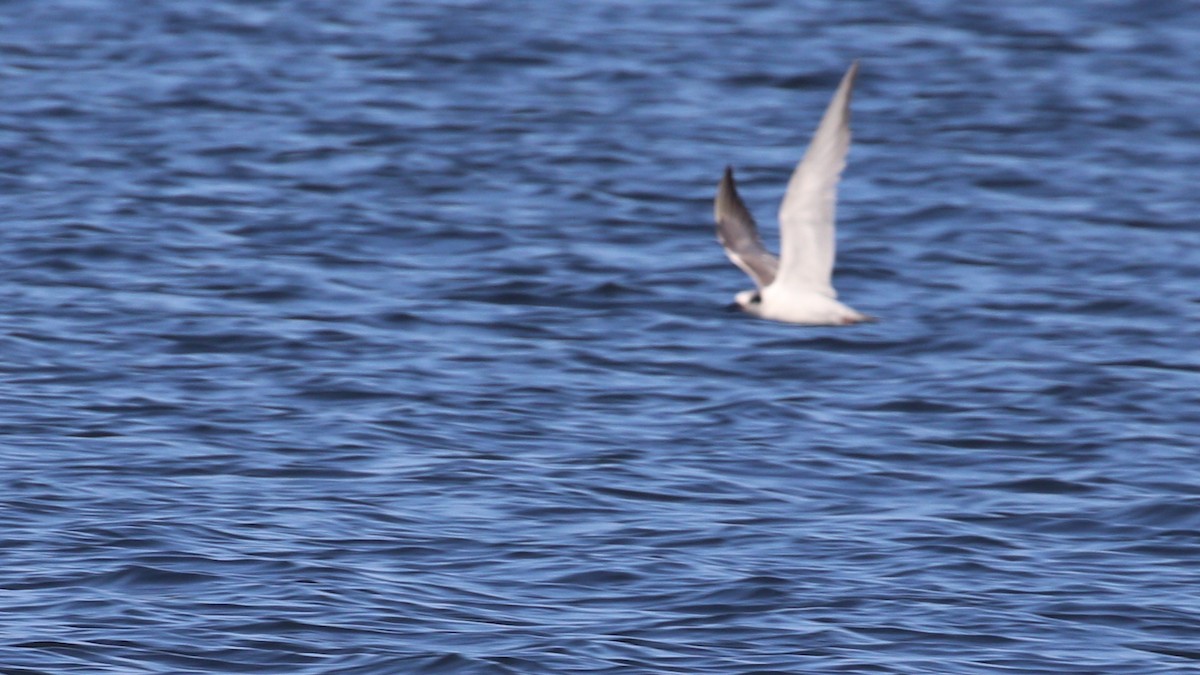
<box><xmin>724</xmin><ymin>302</ymin><xmax>742</xmax><ymax>313</ymax></box>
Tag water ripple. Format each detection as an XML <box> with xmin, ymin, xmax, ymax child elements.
<box><xmin>1</xmin><ymin>0</ymin><xmax>1199</xmax><ymax>673</ymax></box>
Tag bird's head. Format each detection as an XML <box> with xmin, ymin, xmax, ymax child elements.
<box><xmin>733</xmin><ymin>289</ymin><xmax>764</xmax><ymax>316</ymax></box>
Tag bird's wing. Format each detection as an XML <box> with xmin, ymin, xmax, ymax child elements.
<box><xmin>714</xmin><ymin>165</ymin><xmax>778</xmax><ymax>289</ymax></box>
<box><xmin>773</xmin><ymin>61</ymin><xmax>858</xmax><ymax>297</ymax></box>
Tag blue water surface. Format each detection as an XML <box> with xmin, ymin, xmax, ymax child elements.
<box><xmin>2</xmin><ymin>1</ymin><xmax>1199</xmax><ymax>673</ymax></box>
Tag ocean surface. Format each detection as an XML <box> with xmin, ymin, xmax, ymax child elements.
<box><xmin>2</xmin><ymin>1</ymin><xmax>1199</xmax><ymax>673</ymax></box>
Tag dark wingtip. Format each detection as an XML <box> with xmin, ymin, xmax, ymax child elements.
<box><xmin>718</xmin><ymin>165</ymin><xmax>738</xmax><ymax>194</ymax></box>
<box><xmin>715</xmin><ymin>165</ymin><xmax>740</xmax><ymax>223</ymax></box>
<box><xmin>719</xmin><ymin>165</ymin><xmax>735</xmax><ymax>192</ymax></box>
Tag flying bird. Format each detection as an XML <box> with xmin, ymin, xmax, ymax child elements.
<box><xmin>714</xmin><ymin>61</ymin><xmax>869</xmax><ymax>325</ymax></box>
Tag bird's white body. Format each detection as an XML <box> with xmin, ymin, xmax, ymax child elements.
<box><xmin>738</xmin><ymin>287</ymin><xmax>866</xmax><ymax>325</ymax></box>
<box><xmin>714</xmin><ymin>61</ymin><xmax>870</xmax><ymax>326</ymax></box>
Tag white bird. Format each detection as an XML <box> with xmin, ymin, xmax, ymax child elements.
<box><xmin>714</xmin><ymin>61</ymin><xmax>870</xmax><ymax>325</ymax></box>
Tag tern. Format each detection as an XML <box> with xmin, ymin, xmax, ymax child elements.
<box><xmin>714</xmin><ymin>61</ymin><xmax>869</xmax><ymax>325</ymax></box>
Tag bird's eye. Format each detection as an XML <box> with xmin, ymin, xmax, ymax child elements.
<box><xmin>750</xmin><ymin>293</ymin><xmax>762</xmax><ymax>305</ymax></box>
